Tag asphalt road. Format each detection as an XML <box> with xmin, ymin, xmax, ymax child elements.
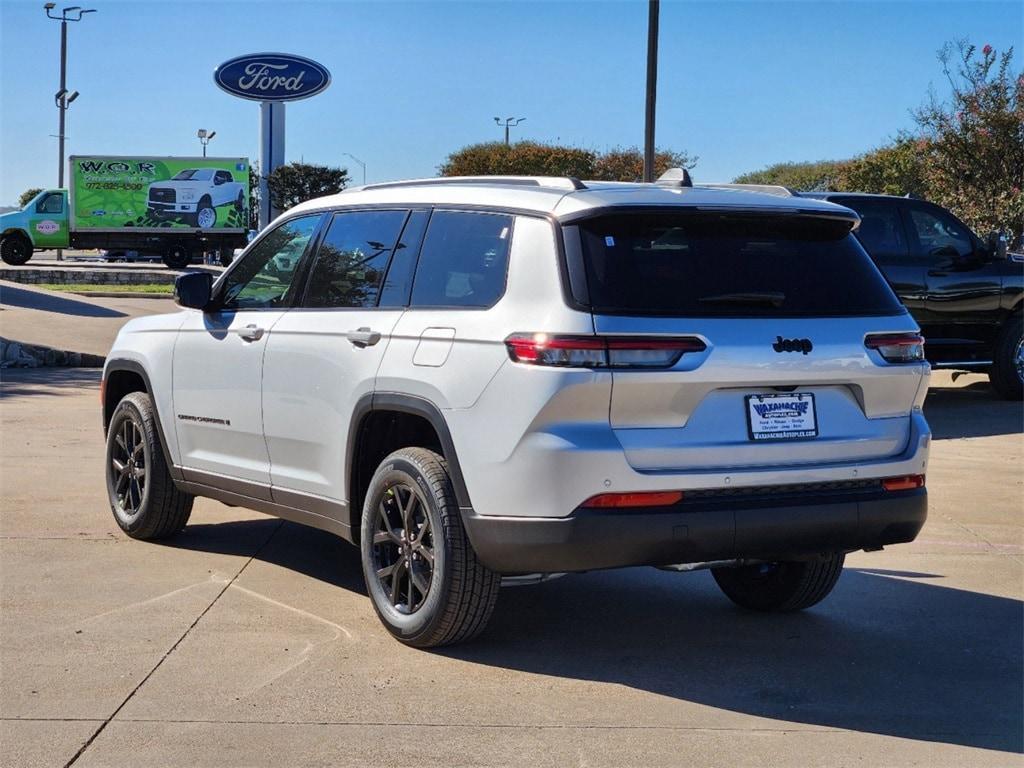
<box><xmin>0</xmin><ymin>369</ymin><xmax>1021</xmax><ymax>767</ymax></box>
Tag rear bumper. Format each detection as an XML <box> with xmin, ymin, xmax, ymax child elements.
<box><xmin>462</xmin><ymin>486</ymin><xmax>927</xmax><ymax>574</ymax></box>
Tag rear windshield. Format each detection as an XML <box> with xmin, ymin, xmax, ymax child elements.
<box><xmin>572</xmin><ymin>213</ymin><xmax>904</xmax><ymax>317</ymax></box>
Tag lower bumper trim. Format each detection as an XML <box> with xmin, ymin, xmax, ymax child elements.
<box><xmin>462</xmin><ymin>489</ymin><xmax>927</xmax><ymax>574</ymax></box>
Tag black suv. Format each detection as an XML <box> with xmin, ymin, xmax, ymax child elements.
<box><xmin>798</xmin><ymin>193</ymin><xmax>1023</xmax><ymax>398</ymax></box>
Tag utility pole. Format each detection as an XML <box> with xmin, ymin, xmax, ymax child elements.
<box><xmin>494</xmin><ymin>116</ymin><xmax>526</xmax><ymax>145</ymax></box>
<box><xmin>45</xmin><ymin>4</ymin><xmax>96</xmax><ymax>189</ymax></box>
<box><xmin>643</xmin><ymin>0</ymin><xmax>660</xmax><ymax>182</ymax></box>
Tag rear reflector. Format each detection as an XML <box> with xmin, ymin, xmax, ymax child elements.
<box><xmin>581</xmin><ymin>491</ymin><xmax>684</xmax><ymax>509</ymax></box>
<box><xmin>505</xmin><ymin>334</ymin><xmax>706</xmax><ymax>369</ymax></box>
<box><xmin>882</xmin><ymin>474</ymin><xmax>925</xmax><ymax>492</ymax></box>
<box><xmin>865</xmin><ymin>333</ymin><xmax>925</xmax><ymax>364</ymax></box>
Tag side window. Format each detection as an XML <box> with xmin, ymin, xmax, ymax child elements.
<box><xmin>220</xmin><ymin>214</ymin><xmax>321</xmax><ymax>310</ymax></box>
<box><xmin>379</xmin><ymin>210</ymin><xmax>429</xmax><ymax>308</ymax></box>
<box><xmin>215</xmin><ymin>171</ymin><xmax>230</xmax><ymax>185</ymax></box>
<box><xmin>410</xmin><ymin>211</ymin><xmax>513</xmax><ymax>308</ymax></box>
<box><xmin>303</xmin><ymin>210</ymin><xmax>409</xmax><ymax>309</ymax></box>
<box><xmin>840</xmin><ymin>200</ymin><xmax>908</xmax><ymax>261</ymax></box>
<box><xmin>908</xmin><ymin>206</ymin><xmax>973</xmax><ymax>259</ymax></box>
<box><xmin>36</xmin><ymin>193</ymin><xmax>63</xmax><ymax>214</ymax></box>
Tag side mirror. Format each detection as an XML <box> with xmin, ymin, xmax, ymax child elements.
<box><xmin>986</xmin><ymin>231</ymin><xmax>1008</xmax><ymax>260</ymax></box>
<box><xmin>174</xmin><ymin>271</ymin><xmax>214</xmax><ymax>310</ymax></box>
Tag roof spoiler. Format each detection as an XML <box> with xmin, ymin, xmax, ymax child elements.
<box><xmin>698</xmin><ymin>183</ymin><xmax>799</xmax><ymax>198</ymax></box>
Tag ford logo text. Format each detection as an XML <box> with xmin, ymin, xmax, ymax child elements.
<box><xmin>214</xmin><ymin>53</ymin><xmax>331</xmax><ymax>102</ymax></box>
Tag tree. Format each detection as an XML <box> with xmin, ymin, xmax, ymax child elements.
<box><xmin>247</xmin><ymin>163</ymin><xmax>261</xmax><ymax>231</ymax></box>
<box><xmin>18</xmin><ymin>188</ymin><xmax>42</xmax><ymax>207</ymax></box>
<box><xmin>591</xmin><ymin>147</ymin><xmax>696</xmax><ymax>181</ymax></box>
<box><xmin>733</xmin><ymin>160</ymin><xmax>846</xmax><ymax>191</ymax></box>
<box><xmin>440</xmin><ymin>141</ymin><xmax>595</xmax><ymax>178</ymax></box>
<box><xmin>266</xmin><ymin>162</ymin><xmax>349</xmax><ymax>212</ymax></box>
<box><xmin>912</xmin><ymin>40</ymin><xmax>1023</xmax><ymax>241</ymax></box>
<box><xmin>835</xmin><ymin>136</ymin><xmax>930</xmax><ymax>198</ymax></box>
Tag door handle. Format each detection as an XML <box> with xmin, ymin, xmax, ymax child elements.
<box><xmin>347</xmin><ymin>327</ymin><xmax>382</xmax><ymax>347</ymax></box>
<box><xmin>237</xmin><ymin>324</ymin><xmax>265</xmax><ymax>342</ymax></box>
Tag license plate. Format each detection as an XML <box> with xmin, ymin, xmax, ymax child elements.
<box><xmin>745</xmin><ymin>393</ymin><xmax>818</xmax><ymax>441</ymax></box>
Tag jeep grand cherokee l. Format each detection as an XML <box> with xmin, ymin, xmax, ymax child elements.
<box><xmin>101</xmin><ymin>173</ymin><xmax>930</xmax><ymax>647</ymax></box>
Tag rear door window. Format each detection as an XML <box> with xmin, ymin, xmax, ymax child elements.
<box><xmin>410</xmin><ymin>211</ymin><xmax>513</xmax><ymax>308</ymax></box>
<box><xmin>572</xmin><ymin>212</ymin><xmax>905</xmax><ymax>317</ymax></box>
<box><xmin>832</xmin><ymin>198</ymin><xmax>910</xmax><ymax>262</ymax></box>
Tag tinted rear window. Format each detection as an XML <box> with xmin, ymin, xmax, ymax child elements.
<box><xmin>573</xmin><ymin>213</ymin><xmax>904</xmax><ymax>317</ymax></box>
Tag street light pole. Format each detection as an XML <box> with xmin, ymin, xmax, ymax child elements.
<box><xmin>197</xmin><ymin>128</ymin><xmax>216</xmax><ymax>157</ymax></box>
<box><xmin>643</xmin><ymin>0</ymin><xmax>660</xmax><ymax>183</ymax></box>
<box><xmin>493</xmin><ymin>116</ymin><xmax>525</xmax><ymax>146</ymax></box>
<box><xmin>45</xmin><ymin>4</ymin><xmax>96</xmax><ymax>189</ymax></box>
<box><xmin>343</xmin><ymin>152</ymin><xmax>366</xmax><ymax>185</ymax></box>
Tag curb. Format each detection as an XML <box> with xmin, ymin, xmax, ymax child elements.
<box><xmin>0</xmin><ymin>337</ymin><xmax>105</xmax><ymax>369</ymax></box>
<box><xmin>62</xmin><ymin>291</ymin><xmax>175</xmax><ymax>299</ymax></box>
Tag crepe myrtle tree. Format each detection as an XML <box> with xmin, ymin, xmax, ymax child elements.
<box><xmin>913</xmin><ymin>40</ymin><xmax>1024</xmax><ymax>242</ymax></box>
<box><xmin>591</xmin><ymin>147</ymin><xmax>696</xmax><ymax>182</ymax></box>
<box><xmin>18</xmin><ymin>188</ymin><xmax>43</xmax><ymax>207</ymax></box>
<box><xmin>267</xmin><ymin>162</ymin><xmax>350</xmax><ymax>212</ymax></box>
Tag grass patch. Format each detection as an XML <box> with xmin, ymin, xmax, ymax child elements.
<box><xmin>36</xmin><ymin>283</ymin><xmax>174</xmax><ymax>295</ymax></box>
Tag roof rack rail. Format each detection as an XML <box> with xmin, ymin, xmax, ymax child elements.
<box><xmin>698</xmin><ymin>183</ymin><xmax>798</xmax><ymax>198</ymax></box>
<box><xmin>362</xmin><ymin>176</ymin><xmax>587</xmax><ymax>192</ymax></box>
<box><xmin>656</xmin><ymin>168</ymin><xmax>693</xmax><ymax>187</ymax></box>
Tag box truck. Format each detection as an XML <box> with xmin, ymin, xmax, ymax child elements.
<box><xmin>0</xmin><ymin>156</ymin><xmax>250</xmax><ymax>268</ymax></box>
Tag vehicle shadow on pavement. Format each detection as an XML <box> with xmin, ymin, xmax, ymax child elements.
<box><xmin>163</xmin><ymin>518</ymin><xmax>1022</xmax><ymax>754</ymax></box>
<box><xmin>924</xmin><ymin>382</ymin><xmax>1022</xmax><ymax>439</ymax></box>
<box><xmin>0</xmin><ymin>285</ymin><xmax>127</xmax><ymax>317</ymax></box>
<box><xmin>454</xmin><ymin>565</ymin><xmax>1023</xmax><ymax>754</ymax></box>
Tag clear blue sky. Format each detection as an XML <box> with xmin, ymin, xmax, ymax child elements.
<box><xmin>1</xmin><ymin>0</ymin><xmax>1021</xmax><ymax>205</ymax></box>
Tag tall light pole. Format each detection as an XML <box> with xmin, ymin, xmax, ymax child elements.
<box><xmin>45</xmin><ymin>4</ymin><xmax>96</xmax><ymax>189</ymax></box>
<box><xmin>643</xmin><ymin>0</ymin><xmax>659</xmax><ymax>182</ymax></box>
<box><xmin>343</xmin><ymin>152</ymin><xmax>366</xmax><ymax>185</ymax></box>
<box><xmin>494</xmin><ymin>116</ymin><xmax>525</xmax><ymax>145</ymax></box>
<box><xmin>197</xmin><ymin>128</ymin><xmax>216</xmax><ymax>157</ymax></box>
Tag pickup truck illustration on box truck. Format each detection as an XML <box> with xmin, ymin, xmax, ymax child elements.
<box><xmin>147</xmin><ymin>168</ymin><xmax>246</xmax><ymax>229</ymax></box>
<box><xmin>0</xmin><ymin>155</ymin><xmax>249</xmax><ymax>269</ymax></box>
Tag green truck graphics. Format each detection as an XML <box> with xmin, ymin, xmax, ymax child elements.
<box><xmin>71</xmin><ymin>156</ymin><xmax>249</xmax><ymax>231</ymax></box>
<box><xmin>0</xmin><ymin>156</ymin><xmax>250</xmax><ymax>267</ymax></box>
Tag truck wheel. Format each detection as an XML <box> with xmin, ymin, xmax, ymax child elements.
<box><xmin>360</xmin><ymin>447</ymin><xmax>500</xmax><ymax>647</ymax></box>
<box><xmin>194</xmin><ymin>198</ymin><xmax>216</xmax><ymax>229</ymax></box>
<box><xmin>0</xmin><ymin>233</ymin><xmax>32</xmax><ymax>265</ymax></box>
<box><xmin>712</xmin><ymin>554</ymin><xmax>844</xmax><ymax>612</ymax></box>
<box><xmin>989</xmin><ymin>316</ymin><xmax>1023</xmax><ymax>400</ymax></box>
<box><xmin>106</xmin><ymin>391</ymin><xmax>193</xmax><ymax>540</ymax></box>
<box><xmin>218</xmin><ymin>249</ymin><xmax>234</xmax><ymax>268</ymax></box>
<box><xmin>162</xmin><ymin>244</ymin><xmax>191</xmax><ymax>269</ymax></box>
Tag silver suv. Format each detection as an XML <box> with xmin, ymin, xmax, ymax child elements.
<box><xmin>101</xmin><ymin>172</ymin><xmax>931</xmax><ymax>647</ymax></box>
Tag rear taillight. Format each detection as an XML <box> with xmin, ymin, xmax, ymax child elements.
<box><xmin>882</xmin><ymin>474</ymin><xmax>925</xmax><ymax>492</ymax></box>
<box><xmin>505</xmin><ymin>334</ymin><xmax>706</xmax><ymax>369</ymax></box>
<box><xmin>865</xmin><ymin>333</ymin><xmax>925</xmax><ymax>364</ymax></box>
<box><xmin>581</xmin><ymin>491</ymin><xmax>684</xmax><ymax>509</ymax></box>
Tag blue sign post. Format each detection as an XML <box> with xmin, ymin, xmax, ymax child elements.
<box><xmin>214</xmin><ymin>53</ymin><xmax>331</xmax><ymax>228</ymax></box>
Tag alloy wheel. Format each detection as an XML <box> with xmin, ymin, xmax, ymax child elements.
<box><xmin>1014</xmin><ymin>337</ymin><xmax>1024</xmax><ymax>383</ymax></box>
<box><xmin>110</xmin><ymin>416</ymin><xmax>146</xmax><ymax>519</ymax></box>
<box><xmin>371</xmin><ymin>482</ymin><xmax>435</xmax><ymax>614</ymax></box>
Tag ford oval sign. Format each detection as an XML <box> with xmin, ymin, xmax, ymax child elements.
<box><xmin>214</xmin><ymin>53</ymin><xmax>331</xmax><ymax>102</ymax></box>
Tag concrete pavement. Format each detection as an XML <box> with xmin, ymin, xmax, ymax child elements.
<box><xmin>0</xmin><ymin>369</ymin><xmax>1021</xmax><ymax>767</ymax></box>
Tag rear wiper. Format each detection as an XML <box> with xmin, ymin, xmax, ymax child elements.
<box><xmin>698</xmin><ymin>291</ymin><xmax>786</xmax><ymax>307</ymax></box>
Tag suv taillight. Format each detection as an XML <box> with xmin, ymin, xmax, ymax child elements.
<box><xmin>505</xmin><ymin>334</ymin><xmax>706</xmax><ymax>370</ymax></box>
<box><xmin>865</xmin><ymin>333</ymin><xmax>925</xmax><ymax>364</ymax></box>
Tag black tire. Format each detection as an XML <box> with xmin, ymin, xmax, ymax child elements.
<box><xmin>712</xmin><ymin>553</ymin><xmax>845</xmax><ymax>612</ymax></box>
<box><xmin>218</xmin><ymin>248</ymin><xmax>234</xmax><ymax>268</ymax></box>
<box><xmin>162</xmin><ymin>244</ymin><xmax>191</xmax><ymax>269</ymax></box>
<box><xmin>360</xmin><ymin>447</ymin><xmax>500</xmax><ymax>648</ymax></box>
<box><xmin>0</xmin><ymin>233</ymin><xmax>32</xmax><ymax>265</ymax></box>
<box><xmin>234</xmin><ymin>190</ymin><xmax>245</xmax><ymax>212</ymax></box>
<box><xmin>193</xmin><ymin>197</ymin><xmax>216</xmax><ymax>229</ymax></box>
<box><xmin>105</xmin><ymin>391</ymin><xmax>193</xmax><ymax>540</ymax></box>
<box><xmin>989</xmin><ymin>316</ymin><xmax>1023</xmax><ymax>400</ymax></box>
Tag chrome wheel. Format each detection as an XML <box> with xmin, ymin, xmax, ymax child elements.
<box><xmin>196</xmin><ymin>206</ymin><xmax>216</xmax><ymax>229</ymax></box>
<box><xmin>371</xmin><ymin>482</ymin><xmax>434</xmax><ymax>615</ymax></box>
<box><xmin>110</xmin><ymin>416</ymin><xmax>147</xmax><ymax>519</ymax></box>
